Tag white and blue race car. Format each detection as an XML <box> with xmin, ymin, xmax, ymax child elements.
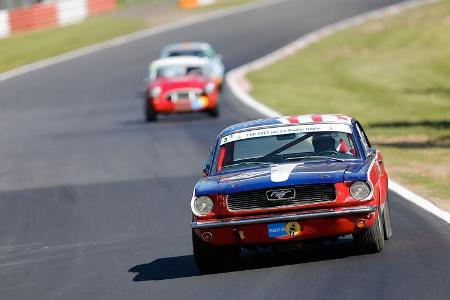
<box><xmin>160</xmin><ymin>42</ymin><xmax>225</xmax><ymax>90</ymax></box>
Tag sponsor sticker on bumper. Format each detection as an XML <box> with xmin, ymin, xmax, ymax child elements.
<box><xmin>191</xmin><ymin>96</ymin><xmax>209</xmax><ymax>110</ymax></box>
<box><xmin>268</xmin><ymin>222</ymin><xmax>302</xmax><ymax>238</ymax></box>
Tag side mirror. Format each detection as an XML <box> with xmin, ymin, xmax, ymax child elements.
<box><xmin>143</xmin><ymin>78</ymin><xmax>151</xmax><ymax>91</ymax></box>
<box><xmin>202</xmin><ymin>163</ymin><xmax>210</xmax><ymax>177</ymax></box>
<box><xmin>366</xmin><ymin>147</ymin><xmax>376</xmax><ymax>159</ymax></box>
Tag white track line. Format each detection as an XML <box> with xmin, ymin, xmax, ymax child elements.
<box><xmin>389</xmin><ymin>181</ymin><xmax>450</xmax><ymax>223</ymax></box>
<box><xmin>0</xmin><ymin>0</ymin><xmax>291</xmax><ymax>83</ymax></box>
<box><xmin>226</xmin><ymin>0</ymin><xmax>450</xmax><ymax>224</ymax></box>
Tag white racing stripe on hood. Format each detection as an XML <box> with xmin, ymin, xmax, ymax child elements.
<box><xmin>271</xmin><ymin>163</ymin><xmax>298</xmax><ymax>182</ymax></box>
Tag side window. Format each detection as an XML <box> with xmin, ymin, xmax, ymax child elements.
<box><xmin>149</xmin><ymin>66</ymin><xmax>156</xmax><ymax>80</ymax></box>
<box><xmin>356</xmin><ymin>123</ymin><xmax>370</xmax><ymax>154</ymax></box>
<box><xmin>359</xmin><ymin>123</ymin><xmax>372</xmax><ymax>147</ymax></box>
<box><xmin>204</xmin><ymin>147</ymin><xmax>214</xmax><ymax>174</ymax></box>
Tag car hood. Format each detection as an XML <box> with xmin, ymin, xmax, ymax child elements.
<box><xmin>150</xmin><ymin>76</ymin><xmax>208</xmax><ymax>91</ymax></box>
<box><xmin>195</xmin><ymin>161</ymin><xmax>369</xmax><ymax>196</ymax></box>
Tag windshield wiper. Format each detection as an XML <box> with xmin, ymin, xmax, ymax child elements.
<box><xmin>284</xmin><ymin>156</ymin><xmax>345</xmax><ymax>162</ymax></box>
<box><xmin>222</xmin><ymin>161</ymin><xmax>271</xmax><ymax>170</ymax></box>
<box><xmin>262</xmin><ymin>133</ymin><xmax>314</xmax><ymax>160</ymax></box>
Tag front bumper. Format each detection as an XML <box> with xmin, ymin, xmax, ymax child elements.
<box><xmin>192</xmin><ymin>205</ymin><xmax>378</xmax><ymax>245</ymax></box>
<box><xmin>192</xmin><ymin>205</ymin><xmax>376</xmax><ymax>229</ymax></box>
<box><xmin>151</xmin><ymin>95</ymin><xmax>217</xmax><ymax>114</ymax></box>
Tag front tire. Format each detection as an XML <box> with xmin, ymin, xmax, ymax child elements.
<box><xmin>145</xmin><ymin>101</ymin><xmax>157</xmax><ymax>122</ymax></box>
<box><xmin>192</xmin><ymin>230</ymin><xmax>238</xmax><ymax>274</ymax></box>
<box><xmin>383</xmin><ymin>198</ymin><xmax>393</xmax><ymax>240</ymax></box>
<box><xmin>208</xmin><ymin>106</ymin><xmax>219</xmax><ymax>118</ymax></box>
<box><xmin>353</xmin><ymin>212</ymin><xmax>385</xmax><ymax>253</ymax></box>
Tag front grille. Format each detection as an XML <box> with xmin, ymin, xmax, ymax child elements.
<box><xmin>175</xmin><ymin>92</ymin><xmax>190</xmax><ymax>100</ymax></box>
<box><xmin>167</xmin><ymin>90</ymin><xmax>200</xmax><ymax>102</ymax></box>
<box><xmin>227</xmin><ymin>184</ymin><xmax>336</xmax><ymax>211</ymax></box>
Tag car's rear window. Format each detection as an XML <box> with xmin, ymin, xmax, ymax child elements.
<box><xmin>167</xmin><ymin>50</ymin><xmax>212</xmax><ymax>58</ymax></box>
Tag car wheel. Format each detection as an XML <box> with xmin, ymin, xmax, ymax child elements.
<box><xmin>192</xmin><ymin>230</ymin><xmax>238</xmax><ymax>274</ymax></box>
<box><xmin>145</xmin><ymin>101</ymin><xmax>157</xmax><ymax>122</ymax></box>
<box><xmin>208</xmin><ymin>106</ymin><xmax>219</xmax><ymax>118</ymax></box>
<box><xmin>353</xmin><ymin>211</ymin><xmax>385</xmax><ymax>253</ymax></box>
<box><xmin>383</xmin><ymin>197</ymin><xmax>393</xmax><ymax>240</ymax></box>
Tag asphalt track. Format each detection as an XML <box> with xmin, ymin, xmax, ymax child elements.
<box><xmin>0</xmin><ymin>0</ymin><xmax>449</xmax><ymax>299</ymax></box>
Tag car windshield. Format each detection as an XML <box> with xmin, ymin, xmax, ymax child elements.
<box><xmin>166</xmin><ymin>49</ymin><xmax>213</xmax><ymax>58</ymax></box>
<box><xmin>215</xmin><ymin>124</ymin><xmax>360</xmax><ymax>172</ymax></box>
<box><xmin>154</xmin><ymin>64</ymin><xmax>205</xmax><ymax>79</ymax></box>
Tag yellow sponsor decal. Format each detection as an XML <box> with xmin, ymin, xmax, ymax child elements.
<box><xmin>199</xmin><ymin>96</ymin><xmax>209</xmax><ymax>107</ymax></box>
<box><xmin>285</xmin><ymin>222</ymin><xmax>302</xmax><ymax>236</ymax></box>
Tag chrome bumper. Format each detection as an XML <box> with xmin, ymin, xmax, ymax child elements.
<box><xmin>191</xmin><ymin>205</ymin><xmax>377</xmax><ymax>229</ymax></box>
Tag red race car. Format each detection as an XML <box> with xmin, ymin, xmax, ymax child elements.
<box><xmin>145</xmin><ymin>56</ymin><xmax>219</xmax><ymax>122</ymax></box>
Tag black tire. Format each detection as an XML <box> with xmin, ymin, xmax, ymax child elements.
<box><xmin>145</xmin><ymin>101</ymin><xmax>157</xmax><ymax>122</ymax></box>
<box><xmin>383</xmin><ymin>197</ymin><xmax>393</xmax><ymax>240</ymax></box>
<box><xmin>208</xmin><ymin>106</ymin><xmax>219</xmax><ymax>118</ymax></box>
<box><xmin>353</xmin><ymin>211</ymin><xmax>385</xmax><ymax>254</ymax></box>
<box><xmin>192</xmin><ymin>230</ymin><xmax>238</xmax><ymax>274</ymax></box>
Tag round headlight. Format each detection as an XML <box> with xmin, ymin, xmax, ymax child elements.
<box><xmin>350</xmin><ymin>181</ymin><xmax>372</xmax><ymax>200</ymax></box>
<box><xmin>192</xmin><ymin>196</ymin><xmax>214</xmax><ymax>216</ymax></box>
<box><xmin>150</xmin><ymin>86</ymin><xmax>161</xmax><ymax>98</ymax></box>
<box><xmin>204</xmin><ymin>82</ymin><xmax>216</xmax><ymax>95</ymax></box>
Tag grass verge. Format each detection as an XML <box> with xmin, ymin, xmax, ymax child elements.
<box><xmin>247</xmin><ymin>1</ymin><xmax>450</xmax><ymax>211</ymax></box>
<box><xmin>0</xmin><ymin>17</ymin><xmax>145</xmax><ymax>73</ymax></box>
<box><xmin>0</xmin><ymin>0</ymin><xmax>254</xmax><ymax>73</ymax></box>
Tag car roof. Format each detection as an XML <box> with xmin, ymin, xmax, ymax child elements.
<box><xmin>162</xmin><ymin>42</ymin><xmax>212</xmax><ymax>53</ymax></box>
<box><xmin>150</xmin><ymin>56</ymin><xmax>210</xmax><ymax>68</ymax></box>
<box><xmin>220</xmin><ymin>114</ymin><xmax>354</xmax><ymax>136</ymax></box>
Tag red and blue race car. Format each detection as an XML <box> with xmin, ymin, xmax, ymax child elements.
<box><xmin>145</xmin><ymin>56</ymin><xmax>219</xmax><ymax>122</ymax></box>
<box><xmin>190</xmin><ymin>114</ymin><xmax>392</xmax><ymax>273</ymax></box>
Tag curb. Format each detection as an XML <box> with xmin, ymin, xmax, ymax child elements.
<box><xmin>0</xmin><ymin>0</ymin><xmax>290</xmax><ymax>83</ymax></box>
<box><xmin>226</xmin><ymin>0</ymin><xmax>450</xmax><ymax>224</ymax></box>
<box><xmin>0</xmin><ymin>0</ymin><xmax>117</xmax><ymax>39</ymax></box>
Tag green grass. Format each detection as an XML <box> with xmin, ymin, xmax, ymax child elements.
<box><xmin>248</xmin><ymin>0</ymin><xmax>450</xmax><ymax>209</ymax></box>
<box><xmin>199</xmin><ymin>0</ymin><xmax>254</xmax><ymax>10</ymax></box>
<box><xmin>0</xmin><ymin>16</ymin><xmax>145</xmax><ymax>73</ymax></box>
